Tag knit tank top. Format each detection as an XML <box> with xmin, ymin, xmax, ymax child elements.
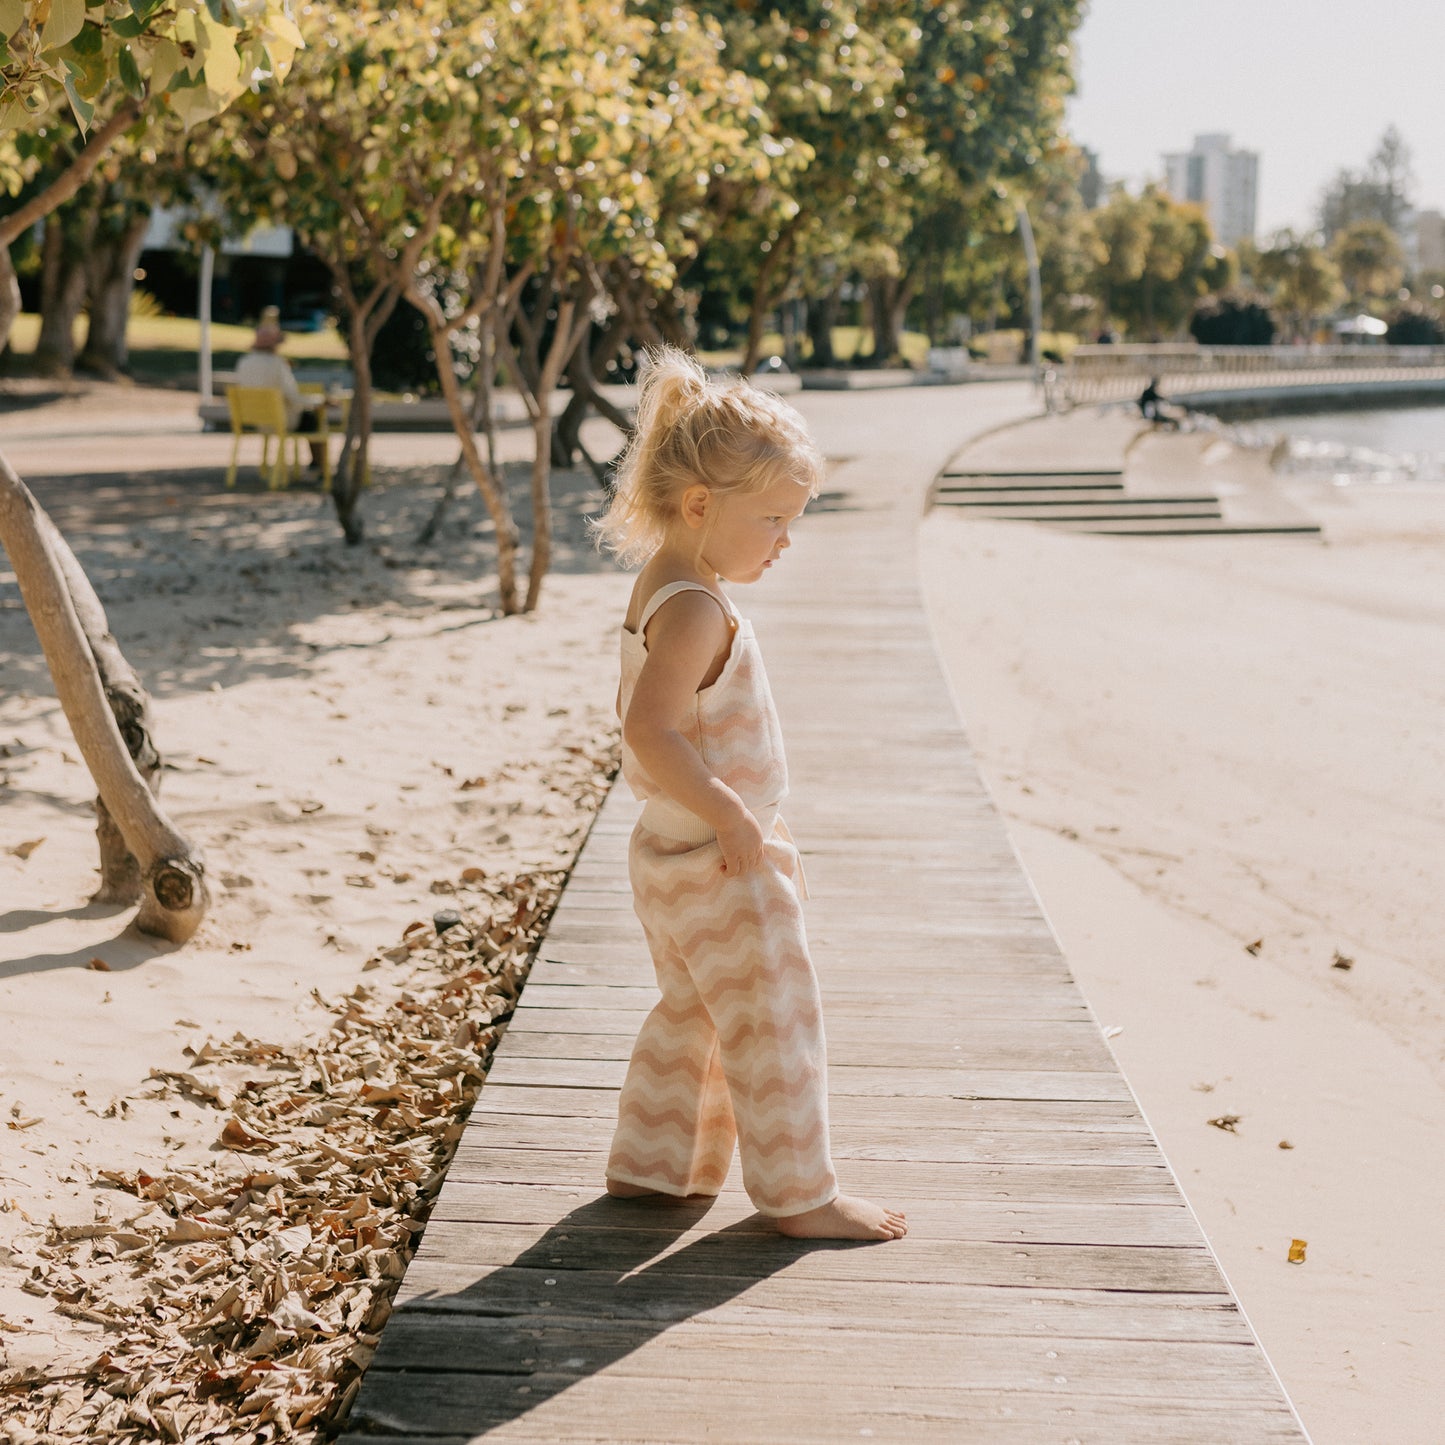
<box><xmin>620</xmin><ymin>580</ymin><xmax>789</xmax><ymax>845</ymax></box>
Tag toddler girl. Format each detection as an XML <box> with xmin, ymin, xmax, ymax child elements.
<box><xmin>593</xmin><ymin>347</ymin><xmax>906</xmax><ymax>1242</ymax></box>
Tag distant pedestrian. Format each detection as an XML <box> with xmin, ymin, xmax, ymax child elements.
<box><xmin>1137</xmin><ymin>376</ymin><xmax>1179</xmax><ymax>429</ymax></box>
<box><xmin>234</xmin><ymin>307</ymin><xmax>327</xmax><ymax>475</ymax></box>
<box><xmin>593</xmin><ymin>346</ymin><xmax>907</xmax><ymax>1242</ymax></box>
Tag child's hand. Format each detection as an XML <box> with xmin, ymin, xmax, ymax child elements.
<box><xmin>717</xmin><ymin>808</ymin><xmax>766</xmax><ymax>877</ymax></box>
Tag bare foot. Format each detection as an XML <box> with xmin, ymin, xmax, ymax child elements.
<box><xmin>774</xmin><ymin>1194</ymin><xmax>907</xmax><ymax>1241</ymax></box>
<box><xmin>606</xmin><ymin>1178</ymin><xmax>663</xmax><ymax>1199</ymax></box>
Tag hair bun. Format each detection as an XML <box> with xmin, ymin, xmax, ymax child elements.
<box><xmin>636</xmin><ymin>345</ymin><xmax>710</xmax><ymax>431</ymax></box>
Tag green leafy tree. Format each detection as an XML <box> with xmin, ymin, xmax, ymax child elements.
<box><xmin>1319</xmin><ymin>126</ymin><xmax>1414</xmax><ymax>240</ymax></box>
<box><xmin>1091</xmin><ymin>184</ymin><xmax>1221</xmax><ymax>340</ymax></box>
<box><xmin>0</xmin><ymin>0</ymin><xmax>302</xmax><ymax>348</ymax></box>
<box><xmin>203</xmin><ymin>1</ymin><xmax>514</xmax><ymax>550</ymax></box>
<box><xmin>1329</xmin><ymin>219</ymin><xmax>1404</xmax><ymax>309</ymax></box>
<box><xmin>1248</xmin><ymin>230</ymin><xmax>1345</xmax><ymax>341</ymax></box>
<box><xmin>210</xmin><ymin>0</ymin><xmax>765</xmax><ymax>609</ymax></box>
<box><xmin>686</xmin><ymin>0</ymin><xmax>914</xmax><ymax>373</ymax></box>
<box><xmin>876</xmin><ymin>0</ymin><xmax>1083</xmax><ymax>362</ymax></box>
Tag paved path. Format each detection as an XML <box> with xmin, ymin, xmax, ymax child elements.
<box><xmin>341</xmin><ymin>384</ymin><xmax>1309</xmax><ymax>1443</ymax></box>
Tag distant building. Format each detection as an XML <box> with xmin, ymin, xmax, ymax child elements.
<box><xmin>1078</xmin><ymin>147</ymin><xmax>1104</xmax><ymax>210</ymax></box>
<box><xmin>1162</xmin><ymin>133</ymin><xmax>1259</xmax><ymax>249</ymax></box>
<box><xmin>1413</xmin><ymin>209</ymin><xmax>1445</xmax><ymax>276</ymax></box>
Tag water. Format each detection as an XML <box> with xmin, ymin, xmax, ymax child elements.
<box><xmin>1249</xmin><ymin>405</ymin><xmax>1445</xmax><ymax>486</ymax></box>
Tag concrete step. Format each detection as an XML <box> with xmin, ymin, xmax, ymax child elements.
<box><xmin>938</xmin><ymin>489</ymin><xmax>1216</xmax><ymax>508</ymax></box>
<box><xmin>935</xmin><ymin>479</ymin><xmax>1127</xmax><ymax>497</ymax></box>
<box><xmin>940</xmin><ymin>468</ymin><xmax>1124</xmax><ymax>482</ymax></box>
<box><xmin>1050</xmin><ymin>517</ymin><xmax>1323</xmax><ymax>538</ymax></box>
<box><xmin>937</xmin><ymin>500</ymin><xmax>1224</xmax><ymax>523</ymax></box>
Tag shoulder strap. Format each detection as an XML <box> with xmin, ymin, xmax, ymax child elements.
<box><xmin>638</xmin><ymin>581</ymin><xmax>736</xmax><ymax>633</ymax></box>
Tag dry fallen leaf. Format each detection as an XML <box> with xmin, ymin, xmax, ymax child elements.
<box><xmin>1287</xmin><ymin>1238</ymin><xmax>1308</xmax><ymax>1264</ymax></box>
<box><xmin>0</xmin><ymin>738</ymin><xmax>623</xmax><ymax>1445</ymax></box>
<box><xmin>1207</xmin><ymin>1115</ymin><xmax>1242</xmax><ymax>1133</ymax></box>
<box><xmin>1331</xmin><ymin>950</ymin><xmax>1354</xmax><ymax>971</ymax></box>
<box><xmin>1278</xmin><ymin>1140</ymin><xmax>1294</xmax><ymax>1150</ymax></box>
<box><xmin>8</xmin><ymin>837</ymin><xmax>45</xmax><ymax>860</ymax></box>
<box><xmin>167</xmin><ymin>1217</ymin><xmax>232</xmax><ymax>1243</ymax></box>
<box><xmin>459</xmin><ymin>867</ymin><xmax>486</xmax><ymax>884</ymax></box>
<box><xmin>220</xmin><ymin>1118</ymin><xmax>278</xmax><ymax>1152</ymax></box>
<box><xmin>87</xmin><ymin>956</ymin><xmax>113</xmax><ymax>972</ymax></box>
<box><xmin>459</xmin><ymin>776</ymin><xmax>488</xmax><ymax>790</ymax></box>
<box><xmin>1244</xmin><ymin>938</ymin><xmax>1263</xmax><ymax>956</ymax></box>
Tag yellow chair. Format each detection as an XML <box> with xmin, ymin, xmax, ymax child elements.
<box><xmin>225</xmin><ymin>386</ymin><xmax>300</xmax><ymax>490</ymax></box>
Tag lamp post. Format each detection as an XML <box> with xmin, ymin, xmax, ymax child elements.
<box><xmin>198</xmin><ymin>243</ymin><xmax>215</xmax><ymax>404</ymax></box>
<box><xmin>1015</xmin><ymin>201</ymin><xmax>1043</xmax><ymax>382</ymax></box>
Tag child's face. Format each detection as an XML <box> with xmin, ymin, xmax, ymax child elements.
<box><xmin>698</xmin><ymin>475</ymin><xmax>812</xmax><ymax>584</ymax></box>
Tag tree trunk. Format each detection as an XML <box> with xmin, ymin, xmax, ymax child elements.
<box><xmin>34</xmin><ymin>207</ymin><xmax>95</xmax><ymax>377</ymax></box>
<box><xmin>866</xmin><ymin>273</ymin><xmax>917</xmax><ymax>366</ymax></box>
<box><xmin>333</xmin><ymin>312</ymin><xmax>371</xmax><ymax>544</ymax></box>
<box><xmin>78</xmin><ymin>208</ymin><xmax>149</xmax><ymax>376</ymax></box>
<box><xmin>416</xmin><ymin>330</ymin><xmax>496</xmax><ymax>547</ymax></box>
<box><xmin>37</xmin><ymin>509</ymin><xmax>163</xmax><ymax>901</ymax></box>
<box><xmin>526</xmin><ymin>403</ymin><xmax>553</xmax><ymax>613</ymax></box>
<box><xmin>554</xmin><ymin>314</ymin><xmax>631</xmax><ymax>483</ymax></box>
<box><xmin>805</xmin><ymin>286</ymin><xmax>842</xmax><ymax>368</ymax></box>
<box><xmin>411</xmin><ymin>290</ymin><xmax>520</xmax><ymax>613</ymax></box>
<box><xmin>740</xmin><ymin>243</ymin><xmax>787</xmax><ymax>377</ymax></box>
<box><xmin>525</xmin><ymin>291</ymin><xmax>596</xmax><ymax>611</ymax></box>
<box><xmin>332</xmin><ymin>280</ymin><xmax>403</xmax><ymax>547</ymax></box>
<box><xmin>0</xmin><ymin>245</ymin><xmax>21</xmax><ymax>360</ymax></box>
<box><xmin>0</xmin><ymin>454</ymin><xmax>207</xmax><ymax>941</ymax></box>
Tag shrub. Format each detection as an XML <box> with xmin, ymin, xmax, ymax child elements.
<box><xmin>1189</xmin><ymin>291</ymin><xmax>1277</xmax><ymax>346</ymax></box>
<box><xmin>1385</xmin><ymin>303</ymin><xmax>1445</xmax><ymax>345</ymax></box>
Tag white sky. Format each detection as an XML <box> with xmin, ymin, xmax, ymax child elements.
<box><xmin>1066</xmin><ymin>0</ymin><xmax>1445</xmax><ymax>237</ymax></box>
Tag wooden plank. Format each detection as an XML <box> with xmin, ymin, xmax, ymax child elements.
<box><xmin>407</xmin><ymin>1219</ymin><xmax>1225</xmax><ymax>1293</ymax></box>
<box><xmin>471</xmin><ymin>1085</ymin><xmax>1151</xmax><ymax>1134</ymax></box>
<box><xmin>441</xmin><ymin>1151</ymin><xmax>1186</xmax><ymax>1205</ymax></box>
<box><xmin>426</xmin><ymin>1183</ymin><xmax>1202</xmax><ymax>1247</ymax></box>
<box><xmin>346</xmin><ymin>1372</ymin><xmax>1304</xmax><ymax>1444</ymax></box>
<box><xmin>493</xmin><ymin>1026</ymin><xmax>1118</xmax><ymax>1073</ymax></box>
<box><xmin>364</xmin><ymin>1318</ymin><xmax>1274</xmax><ymax>1400</ymax></box>
<box><xmin>481</xmin><ymin>1054</ymin><xmax>1138</xmax><ymax>1102</ymax></box>
<box><xmin>390</xmin><ymin>1261</ymin><xmax>1255</xmax><ymax>1343</ymax></box>
<box><xmin>453</xmin><ymin>1117</ymin><xmax>1164</xmax><ymax>1167</ymax></box>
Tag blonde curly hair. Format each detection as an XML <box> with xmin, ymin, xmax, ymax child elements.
<box><xmin>593</xmin><ymin>346</ymin><xmax>824</xmax><ymax>567</ymax></box>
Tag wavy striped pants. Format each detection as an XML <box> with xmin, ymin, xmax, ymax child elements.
<box><xmin>606</xmin><ymin>821</ymin><xmax>839</xmax><ymax>1217</ymax></box>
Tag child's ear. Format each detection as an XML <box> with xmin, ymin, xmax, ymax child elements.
<box><xmin>679</xmin><ymin>483</ymin><xmax>710</xmax><ymax>531</ymax></box>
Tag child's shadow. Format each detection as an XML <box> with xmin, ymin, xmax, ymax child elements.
<box><xmin>352</xmin><ymin>1192</ymin><xmax>840</xmax><ymax>1435</ymax></box>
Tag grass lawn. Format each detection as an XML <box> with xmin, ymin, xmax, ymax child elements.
<box><xmin>6</xmin><ymin>312</ymin><xmax>351</xmax><ymax>383</ymax></box>
<box><xmin>699</xmin><ymin>326</ymin><xmax>934</xmax><ymax>369</ymax></box>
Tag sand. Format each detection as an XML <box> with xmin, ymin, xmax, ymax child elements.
<box><xmin>920</xmin><ymin>422</ymin><xmax>1445</xmax><ymax>1445</ymax></box>
<box><xmin>7</xmin><ymin>379</ymin><xmax>1443</xmax><ymax>1438</ymax></box>
<box><xmin>0</xmin><ymin>392</ymin><xmax>632</xmax><ymax>1382</ymax></box>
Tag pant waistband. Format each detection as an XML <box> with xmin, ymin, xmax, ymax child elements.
<box><xmin>638</xmin><ymin>796</ymin><xmax>781</xmax><ymax>845</ymax></box>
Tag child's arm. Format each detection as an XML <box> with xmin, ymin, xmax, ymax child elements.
<box><xmin>623</xmin><ymin>592</ymin><xmax>766</xmax><ymax>877</ymax></box>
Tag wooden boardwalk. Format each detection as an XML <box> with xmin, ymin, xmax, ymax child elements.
<box><xmin>342</xmin><ymin>391</ymin><xmax>1309</xmax><ymax>1443</ymax></box>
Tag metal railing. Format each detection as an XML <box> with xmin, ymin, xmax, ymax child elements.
<box><xmin>1064</xmin><ymin>344</ymin><xmax>1445</xmax><ymax>406</ymax></box>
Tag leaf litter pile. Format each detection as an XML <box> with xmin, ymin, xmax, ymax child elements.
<box><xmin>2</xmin><ymin>743</ymin><xmax>618</xmax><ymax>1444</ymax></box>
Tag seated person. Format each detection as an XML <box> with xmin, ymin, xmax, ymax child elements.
<box><xmin>1137</xmin><ymin>376</ymin><xmax>1179</xmax><ymax>428</ymax></box>
<box><xmin>234</xmin><ymin>307</ymin><xmax>327</xmax><ymax>474</ymax></box>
